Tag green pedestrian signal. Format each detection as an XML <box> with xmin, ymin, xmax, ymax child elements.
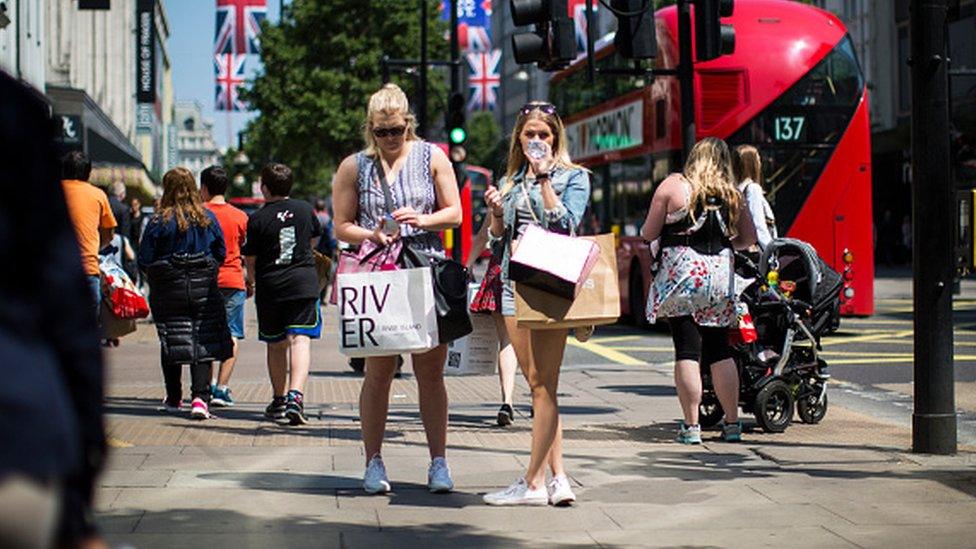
<box><xmin>446</xmin><ymin>92</ymin><xmax>466</xmax><ymax>147</ymax></box>
<box><xmin>449</xmin><ymin>127</ymin><xmax>467</xmax><ymax>145</ymax></box>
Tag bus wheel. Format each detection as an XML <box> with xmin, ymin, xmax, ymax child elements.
<box><xmin>629</xmin><ymin>266</ymin><xmax>650</xmax><ymax>329</ymax></box>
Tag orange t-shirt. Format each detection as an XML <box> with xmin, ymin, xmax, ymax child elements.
<box><xmin>205</xmin><ymin>201</ymin><xmax>249</xmax><ymax>290</ymax></box>
<box><xmin>62</xmin><ymin>179</ymin><xmax>117</xmax><ymax>276</ymax></box>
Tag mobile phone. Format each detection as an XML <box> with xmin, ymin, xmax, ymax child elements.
<box><xmin>382</xmin><ymin>214</ymin><xmax>399</xmax><ymax>235</ymax></box>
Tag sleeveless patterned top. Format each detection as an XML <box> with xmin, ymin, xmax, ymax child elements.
<box><xmin>355</xmin><ymin>141</ymin><xmax>440</xmax><ymax>250</ymax></box>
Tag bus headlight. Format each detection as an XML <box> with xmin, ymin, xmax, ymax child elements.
<box><xmin>843</xmin><ymin>287</ymin><xmax>855</xmax><ymax>299</ymax></box>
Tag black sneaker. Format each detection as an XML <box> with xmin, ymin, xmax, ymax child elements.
<box><xmin>264</xmin><ymin>396</ymin><xmax>287</xmax><ymax>420</ymax></box>
<box><xmin>284</xmin><ymin>390</ymin><xmax>308</xmax><ymax>425</ymax></box>
<box><xmin>497</xmin><ymin>403</ymin><xmax>514</xmax><ymax>427</ymax></box>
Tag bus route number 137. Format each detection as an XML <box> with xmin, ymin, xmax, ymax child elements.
<box><xmin>773</xmin><ymin>116</ymin><xmax>806</xmax><ymax>142</ymax></box>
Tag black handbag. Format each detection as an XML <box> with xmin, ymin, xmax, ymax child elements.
<box><xmin>373</xmin><ymin>158</ymin><xmax>473</xmax><ymax>345</ymax></box>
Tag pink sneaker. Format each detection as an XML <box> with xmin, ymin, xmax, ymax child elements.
<box><xmin>190</xmin><ymin>398</ymin><xmax>210</xmax><ymax>420</ymax></box>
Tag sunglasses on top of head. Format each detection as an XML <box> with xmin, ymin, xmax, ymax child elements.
<box><xmin>519</xmin><ymin>103</ymin><xmax>558</xmax><ymax>117</ymax></box>
<box><xmin>372</xmin><ymin>126</ymin><xmax>407</xmax><ymax>138</ymax></box>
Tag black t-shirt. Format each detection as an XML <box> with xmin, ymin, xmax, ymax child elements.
<box><xmin>242</xmin><ymin>198</ymin><xmax>322</xmax><ymax>300</ymax></box>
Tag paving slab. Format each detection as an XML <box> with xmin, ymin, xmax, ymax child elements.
<box><xmin>589</xmin><ymin>526</ymin><xmax>857</xmax><ymax>548</ymax></box>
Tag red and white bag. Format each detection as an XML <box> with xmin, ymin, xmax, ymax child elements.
<box><xmin>100</xmin><ymin>257</ymin><xmax>149</xmax><ymax>320</ymax></box>
<box><xmin>729</xmin><ymin>301</ymin><xmax>757</xmax><ymax>345</ymax></box>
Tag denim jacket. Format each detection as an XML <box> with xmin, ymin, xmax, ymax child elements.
<box><xmin>490</xmin><ymin>165</ymin><xmax>591</xmax><ymax>281</ymax></box>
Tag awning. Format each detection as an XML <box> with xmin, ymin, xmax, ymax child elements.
<box><xmin>88</xmin><ymin>165</ymin><xmax>159</xmax><ymax>203</ymax></box>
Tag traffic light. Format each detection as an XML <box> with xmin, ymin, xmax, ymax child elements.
<box><xmin>695</xmin><ymin>0</ymin><xmax>735</xmax><ymax>62</ymax></box>
<box><xmin>510</xmin><ymin>0</ymin><xmax>576</xmax><ymax>71</ymax></box>
<box><xmin>446</xmin><ymin>92</ymin><xmax>467</xmax><ymax>164</ymax></box>
<box><xmin>611</xmin><ymin>0</ymin><xmax>657</xmax><ymax>60</ymax></box>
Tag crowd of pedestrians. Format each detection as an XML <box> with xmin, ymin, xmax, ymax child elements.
<box><xmin>1</xmin><ymin>72</ymin><xmax>782</xmax><ymax>549</ymax></box>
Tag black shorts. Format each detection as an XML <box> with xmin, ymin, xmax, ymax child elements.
<box><xmin>256</xmin><ymin>297</ymin><xmax>322</xmax><ymax>343</ymax></box>
<box><xmin>668</xmin><ymin>316</ymin><xmax>733</xmax><ymax>366</ymax></box>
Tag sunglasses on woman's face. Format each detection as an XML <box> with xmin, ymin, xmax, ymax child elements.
<box><xmin>519</xmin><ymin>103</ymin><xmax>558</xmax><ymax>117</ymax></box>
<box><xmin>372</xmin><ymin>126</ymin><xmax>407</xmax><ymax>138</ymax></box>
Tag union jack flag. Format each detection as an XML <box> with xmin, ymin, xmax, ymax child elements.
<box><xmin>214</xmin><ymin>0</ymin><xmax>266</xmax><ymax>56</ymax></box>
<box><xmin>214</xmin><ymin>54</ymin><xmax>248</xmax><ymax>112</ymax></box>
<box><xmin>459</xmin><ymin>23</ymin><xmax>492</xmax><ymax>53</ymax></box>
<box><xmin>466</xmin><ymin>49</ymin><xmax>501</xmax><ymax>111</ymax></box>
<box><xmin>569</xmin><ymin>0</ymin><xmax>595</xmax><ymax>55</ymax></box>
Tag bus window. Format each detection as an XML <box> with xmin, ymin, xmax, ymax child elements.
<box><xmin>727</xmin><ymin>35</ymin><xmax>863</xmax><ymax>233</ymax></box>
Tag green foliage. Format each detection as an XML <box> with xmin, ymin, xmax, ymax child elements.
<box><xmin>464</xmin><ymin>111</ymin><xmax>502</xmax><ymax>170</ymax></box>
<box><xmin>242</xmin><ymin>0</ymin><xmax>449</xmax><ymax>198</ymax></box>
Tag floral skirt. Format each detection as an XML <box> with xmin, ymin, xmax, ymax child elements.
<box><xmin>646</xmin><ymin>246</ymin><xmax>736</xmax><ymax>327</ymax></box>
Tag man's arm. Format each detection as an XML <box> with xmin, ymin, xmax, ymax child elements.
<box><xmin>98</xmin><ymin>227</ymin><xmax>114</xmax><ymax>250</ymax></box>
<box><xmin>244</xmin><ymin>255</ymin><xmax>257</xmax><ymax>297</ymax></box>
<box><xmin>99</xmin><ymin>196</ymin><xmax>117</xmax><ymax>250</ymax></box>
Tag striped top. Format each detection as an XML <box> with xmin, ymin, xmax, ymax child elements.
<box><xmin>355</xmin><ymin>140</ymin><xmax>436</xmax><ymax>239</ymax></box>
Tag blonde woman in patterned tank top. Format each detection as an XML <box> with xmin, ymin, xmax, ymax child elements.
<box><xmin>332</xmin><ymin>84</ymin><xmax>462</xmax><ymax>495</ymax></box>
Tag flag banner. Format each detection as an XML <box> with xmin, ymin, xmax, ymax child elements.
<box><xmin>215</xmin><ymin>0</ymin><xmax>267</xmax><ymax>56</ymax></box>
<box><xmin>568</xmin><ymin>0</ymin><xmax>595</xmax><ymax>55</ymax></box>
<box><xmin>466</xmin><ymin>49</ymin><xmax>501</xmax><ymax>111</ymax></box>
<box><xmin>442</xmin><ymin>0</ymin><xmax>493</xmax><ymax>52</ymax></box>
<box><xmin>214</xmin><ymin>54</ymin><xmax>248</xmax><ymax>112</ymax></box>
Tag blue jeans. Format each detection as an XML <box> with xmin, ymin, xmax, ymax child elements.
<box><xmin>87</xmin><ymin>275</ymin><xmax>101</xmax><ymax>321</ymax></box>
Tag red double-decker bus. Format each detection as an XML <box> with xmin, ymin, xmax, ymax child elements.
<box><xmin>549</xmin><ymin>0</ymin><xmax>873</xmax><ymax>322</ymax></box>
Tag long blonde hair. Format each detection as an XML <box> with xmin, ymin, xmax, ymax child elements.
<box><xmin>683</xmin><ymin>137</ymin><xmax>740</xmax><ymax>232</ymax></box>
<box><xmin>157</xmin><ymin>167</ymin><xmax>211</xmax><ymax>232</ymax></box>
<box><xmin>732</xmin><ymin>144</ymin><xmax>764</xmax><ymax>189</ymax></box>
<box><xmin>501</xmin><ymin>101</ymin><xmax>584</xmax><ymax>195</ymax></box>
<box><xmin>362</xmin><ymin>83</ymin><xmax>420</xmax><ymax>157</ymax></box>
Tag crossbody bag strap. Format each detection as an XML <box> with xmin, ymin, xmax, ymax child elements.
<box><xmin>373</xmin><ymin>157</ymin><xmax>396</xmax><ymax>215</ymax></box>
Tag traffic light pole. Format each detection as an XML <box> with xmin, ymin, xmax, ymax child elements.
<box><xmin>677</xmin><ymin>0</ymin><xmax>696</xmax><ymax>163</ymax></box>
<box><xmin>910</xmin><ymin>0</ymin><xmax>957</xmax><ymax>454</ymax></box>
<box><xmin>449</xmin><ymin>0</ymin><xmax>463</xmax><ymax>262</ymax></box>
<box><xmin>419</xmin><ymin>0</ymin><xmax>429</xmax><ymax>138</ymax></box>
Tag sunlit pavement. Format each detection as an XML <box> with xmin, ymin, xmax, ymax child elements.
<box><xmin>97</xmin><ymin>272</ymin><xmax>976</xmax><ymax>548</ymax></box>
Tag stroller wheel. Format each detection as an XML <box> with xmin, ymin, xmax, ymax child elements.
<box><xmin>699</xmin><ymin>394</ymin><xmax>725</xmax><ymax>428</ymax></box>
<box><xmin>797</xmin><ymin>392</ymin><xmax>828</xmax><ymax>424</ymax></box>
<box><xmin>754</xmin><ymin>380</ymin><xmax>794</xmax><ymax>433</ymax></box>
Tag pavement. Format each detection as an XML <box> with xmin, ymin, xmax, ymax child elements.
<box><xmin>96</xmin><ymin>274</ymin><xmax>976</xmax><ymax>548</ymax></box>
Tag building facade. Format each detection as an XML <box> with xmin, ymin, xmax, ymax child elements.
<box><xmin>0</xmin><ymin>0</ymin><xmax>46</xmax><ymax>90</ymax></box>
<box><xmin>42</xmin><ymin>0</ymin><xmax>172</xmax><ymax>197</ymax></box>
<box><xmin>175</xmin><ymin>101</ymin><xmax>221</xmax><ymax>182</ymax></box>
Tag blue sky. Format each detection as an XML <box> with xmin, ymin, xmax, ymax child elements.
<box><xmin>164</xmin><ymin>0</ymin><xmax>282</xmax><ymax>150</ymax></box>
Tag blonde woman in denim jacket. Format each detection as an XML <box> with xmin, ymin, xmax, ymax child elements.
<box><xmin>482</xmin><ymin>102</ymin><xmax>591</xmax><ymax>507</ymax></box>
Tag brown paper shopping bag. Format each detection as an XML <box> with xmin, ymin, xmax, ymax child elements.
<box><xmin>515</xmin><ymin>233</ymin><xmax>620</xmax><ymax>329</ymax></box>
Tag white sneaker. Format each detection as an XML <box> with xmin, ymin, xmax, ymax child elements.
<box><xmin>427</xmin><ymin>457</ymin><xmax>454</xmax><ymax>493</ymax></box>
<box><xmin>547</xmin><ymin>474</ymin><xmax>576</xmax><ymax>506</ymax></box>
<box><xmin>363</xmin><ymin>455</ymin><xmax>391</xmax><ymax>494</ymax></box>
<box><xmin>483</xmin><ymin>478</ymin><xmax>548</xmax><ymax>506</ymax></box>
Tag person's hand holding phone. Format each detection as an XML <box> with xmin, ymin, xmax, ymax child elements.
<box><xmin>370</xmin><ymin>215</ymin><xmax>400</xmax><ymax>246</ymax></box>
<box><xmin>484</xmin><ymin>181</ymin><xmax>504</xmax><ymax>219</ymax></box>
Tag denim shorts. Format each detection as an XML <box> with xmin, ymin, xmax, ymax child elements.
<box><xmin>500</xmin><ymin>279</ymin><xmax>516</xmax><ymax>317</ymax></box>
<box><xmin>221</xmin><ymin>288</ymin><xmax>246</xmax><ymax>339</ymax></box>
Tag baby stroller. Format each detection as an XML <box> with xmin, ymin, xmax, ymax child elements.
<box><xmin>700</xmin><ymin>238</ymin><xmax>842</xmax><ymax>433</ymax></box>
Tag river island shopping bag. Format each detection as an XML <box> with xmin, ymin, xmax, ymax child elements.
<box><xmin>337</xmin><ymin>267</ymin><xmax>438</xmax><ymax>357</ymax></box>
